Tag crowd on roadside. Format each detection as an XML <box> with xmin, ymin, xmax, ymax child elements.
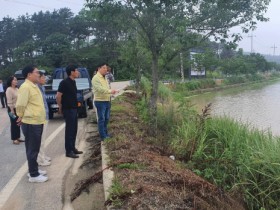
<box><xmin>0</xmin><ymin>63</ymin><xmax>117</xmax><ymax>183</ymax></box>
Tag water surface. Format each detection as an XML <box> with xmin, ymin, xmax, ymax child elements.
<box><xmin>189</xmin><ymin>82</ymin><xmax>280</xmax><ymax>136</ymax></box>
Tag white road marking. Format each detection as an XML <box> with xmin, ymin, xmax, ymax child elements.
<box><xmin>0</xmin><ymin>123</ymin><xmax>65</xmax><ymax>208</ymax></box>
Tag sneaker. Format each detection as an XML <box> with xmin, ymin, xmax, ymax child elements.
<box><xmin>27</xmin><ymin>169</ymin><xmax>47</xmax><ymax>178</ymax></box>
<box><xmin>45</xmin><ymin>156</ymin><xmax>51</xmax><ymax>161</ymax></box>
<box><xmin>29</xmin><ymin>174</ymin><xmax>48</xmax><ymax>183</ymax></box>
<box><xmin>38</xmin><ymin>160</ymin><xmax>51</xmax><ymax>166</ymax></box>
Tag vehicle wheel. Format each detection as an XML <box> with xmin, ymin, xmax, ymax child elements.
<box><xmin>49</xmin><ymin>110</ymin><xmax>54</xmax><ymax>119</ymax></box>
<box><xmin>87</xmin><ymin>97</ymin><xmax>94</xmax><ymax>109</ymax></box>
<box><xmin>78</xmin><ymin>102</ymin><xmax>87</xmax><ymax>118</ymax></box>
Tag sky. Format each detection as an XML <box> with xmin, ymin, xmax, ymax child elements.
<box><xmin>0</xmin><ymin>0</ymin><xmax>85</xmax><ymax>18</ymax></box>
<box><xmin>0</xmin><ymin>0</ymin><xmax>279</xmax><ymax>55</ymax></box>
<box><xmin>231</xmin><ymin>0</ymin><xmax>280</xmax><ymax>55</ymax></box>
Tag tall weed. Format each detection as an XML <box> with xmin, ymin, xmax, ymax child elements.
<box><xmin>189</xmin><ymin>116</ymin><xmax>280</xmax><ymax>209</ymax></box>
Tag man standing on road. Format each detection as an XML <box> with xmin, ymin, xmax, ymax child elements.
<box><xmin>16</xmin><ymin>65</ymin><xmax>48</xmax><ymax>183</ymax></box>
<box><xmin>37</xmin><ymin>71</ymin><xmax>52</xmax><ymax>166</ymax></box>
<box><xmin>0</xmin><ymin>79</ymin><xmax>7</xmax><ymax>108</ymax></box>
<box><xmin>56</xmin><ymin>65</ymin><xmax>83</xmax><ymax>158</ymax></box>
<box><xmin>92</xmin><ymin>63</ymin><xmax>118</xmax><ymax>141</ymax></box>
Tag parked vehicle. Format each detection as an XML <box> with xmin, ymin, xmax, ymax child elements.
<box><xmin>14</xmin><ymin>69</ymin><xmax>50</xmax><ymax>87</ymax></box>
<box><xmin>14</xmin><ymin>67</ymin><xmax>93</xmax><ymax>119</ymax></box>
<box><xmin>44</xmin><ymin>67</ymin><xmax>93</xmax><ymax>119</ymax></box>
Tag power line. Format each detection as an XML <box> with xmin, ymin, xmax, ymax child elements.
<box><xmin>248</xmin><ymin>33</ymin><xmax>256</xmax><ymax>53</ymax></box>
<box><xmin>3</xmin><ymin>0</ymin><xmax>52</xmax><ymax>9</ymax></box>
<box><xmin>55</xmin><ymin>0</ymin><xmax>82</xmax><ymax>6</ymax></box>
<box><xmin>271</xmin><ymin>44</ymin><xmax>277</xmax><ymax>56</ymax></box>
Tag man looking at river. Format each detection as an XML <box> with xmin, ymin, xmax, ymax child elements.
<box><xmin>92</xmin><ymin>63</ymin><xmax>118</xmax><ymax>141</ymax></box>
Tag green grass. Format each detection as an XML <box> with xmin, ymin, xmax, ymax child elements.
<box><xmin>134</xmin><ymin>76</ymin><xmax>280</xmax><ymax>209</ymax></box>
<box><xmin>110</xmin><ymin>104</ymin><xmax>126</xmax><ymax>112</ymax></box>
<box><xmin>107</xmin><ymin>179</ymin><xmax>128</xmax><ymax>207</ymax></box>
<box><xmin>173</xmin><ymin>115</ymin><xmax>280</xmax><ymax>209</ymax></box>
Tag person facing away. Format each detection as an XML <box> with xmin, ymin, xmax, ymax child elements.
<box><xmin>5</xmin><ymin>76</ymin><xmax>24</xmax><ymax>145</ymax></box>
<box><xmin>37</xmin><ymin>71</ymin><xmax>52</xmax><ymax>166</ymax></box>
<box><xmin>56</xmin><ymin>65</ymin><xmax>83</xmax><ymax>159</ymax></box>
<box><xmin>16</xmin><ymin>65</ymin><xmax>48</xmax><ymax>183</ymax></box>
<box><xmin>0</xmin><ymin>79</ymin><xmax>7</xmax><ymax>108</ymax></box>
<box><xmin>92</xmin><ymin>63</ymin><xmax>118</xmax><ymax>141</ymax></box>
<box><xmin>105</xmin><ymin>66</ymin><xmax>115</xmax><ymax>87</ymax></box>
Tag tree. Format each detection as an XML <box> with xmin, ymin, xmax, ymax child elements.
<box><xmin>0</xmin><ymin>17</ymin><xmax>16</xmax><ymax>66</ymax></box>
<box><xmin>41</xmin><ymin>33</ymin><xmax>71</xmax><ymax>67</ymax></box>
<box><xmin>86</xmin><ymin>0</ymin><xmax>270</xmax><ymax>131</ymax></box>
<box><xmin>31</xmin><ymin>8</ymin><xmax>74</xmax><ymax>41</ymax></box>
<box><xmin>69</xmin><ymin>14</ymin><xmax>93</xmax><ymax>50</ymax></box>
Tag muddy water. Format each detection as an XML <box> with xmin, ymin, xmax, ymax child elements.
<box><xmin>189</xmin><ymin>81</ymin><xmax>280</xmax><ymax>136</ymax></box>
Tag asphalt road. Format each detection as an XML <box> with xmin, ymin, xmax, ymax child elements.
<box><xmin>0</xmin><ymin>81</ymin><xmax>131</xmax><ymax>210</ymax></box>
<box><xmin>0</xmin><ymin>107</ymin><xmax>88</xmax><ymax>210</ymax></box>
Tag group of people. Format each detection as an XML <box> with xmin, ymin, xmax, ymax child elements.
<box><xmin>2</xmin><ymin>63</ymin><xmax>117</xmax><ymax>183</ymax></box>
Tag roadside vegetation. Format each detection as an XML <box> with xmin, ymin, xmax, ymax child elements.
<box><xmin>136</xmin><ymin>77</ymin><xmax>280</xmax><ymax>209</ymax></box>
<box><xmin>172</xmin><ymin>71</ymin><xmax>280</xmax><ymax>95</ymax></box>
<box><xmin>2</xmin><ymin>1</ymin><xmax>280</xmax><ymax>209</ymax></box>
<box><xmin>106</xmin><ymin>91</ymin><xmax>245</xmax><ymax>209</ymax></box>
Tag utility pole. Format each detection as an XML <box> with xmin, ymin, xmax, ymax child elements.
<box><xmin>180</xmin><ymin>52</ymin><xmax>184</xmax><ymax>82</ymax></box>
<box><xmin>271</xmin><ymin>44</ymin><xmax>277</xmax><ymax>56</ymax></box>
<box><xmin>248</xmin><ymin>33</ymin><xmax>256</xmax><ymax>53</ymax></box>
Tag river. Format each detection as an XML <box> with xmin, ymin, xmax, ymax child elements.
<box><xmin>189</xmin><ymin>81</ymin><xmax>280</xmax><ymax>136</ymax></box>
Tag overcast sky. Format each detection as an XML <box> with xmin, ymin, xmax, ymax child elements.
<box><xmin>0</xmin><ymin>0</ymin><xmax>279</xmax><ymax>55</ymax></box>
<box><xmin>0</xmin><ymin>0</ymin><xmax>84</xmax><ymax>18</ymax></box>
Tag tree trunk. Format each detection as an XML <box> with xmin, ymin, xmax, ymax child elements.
<box><xmin>149</xmin><ymin>52</ymin><xmax>159</xmax><ymax>136</ymax></box>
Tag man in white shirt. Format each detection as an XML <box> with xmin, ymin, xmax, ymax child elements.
<box><xmin>0</xmin><ymin>79</ymin><xmax>7</xmax><ymax>108</ymax></box>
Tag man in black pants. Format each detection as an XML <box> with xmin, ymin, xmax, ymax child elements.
<box><xmin>56</xmin><ymin>65</ymin><xmax>83</xmax><ymax>158</ymax></box>
<box><xmin>16</xmin><ymin>65</ymin><xmax>48</xmax><ymax>183</ymax></box>
<box><xmin>0</xmin><ymin>79</ymin><xmax>7</xmax><ymax>108</ymax></box>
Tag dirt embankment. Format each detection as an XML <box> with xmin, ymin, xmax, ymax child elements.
<box><xmin>105</xmin><ymin>92</ymin><xmax>245</xmax><ymax>210</ymax></box>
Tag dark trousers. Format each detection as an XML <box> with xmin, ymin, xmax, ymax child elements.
<box><xmin>21</xmin><ymin>123</ymin><xmax>43</xmax><ymax>177</ymax></box>
<box><xmin>7</xmin><ymin>107</ymin><xmax>20</xmax><ymax>140</ymax></box>
<box><xmin>0</xmin><ymin>92</ymin><xmax>6</xmax><ymax>108</ymax></box>
<box><xmin>63</xmin><ymin>109</ymin><xmax>78</xmax><ymax>154</ymax></box>
<box><xmin>94</xmin><ymin>101</ymin><xmax>110</xmax><ymax>139</ymax></box>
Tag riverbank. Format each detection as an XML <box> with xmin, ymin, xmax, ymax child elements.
<box><xmin>173</xmin><ymin>74</ymin><xmax>280</xmax><ymax>97</ymax></box>
<box><xmin>63</xmin><ymin>78</ymin><xmax>280</xmax><ymax>209</ymax></box>
<box><xmin>103</xmin><ymin>92</ymin><xmax>245</xmax><ymax>209</ymax></box>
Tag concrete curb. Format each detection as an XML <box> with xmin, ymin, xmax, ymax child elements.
<box><xmin>62</xmin><ymin>118</ymin><xmax>87</xmax><ymax>210</ymax></box>
<box><xmin>101</xmin><ymin>143</ymin><xmax>114</xmax><ymax>210</ymax></box>
<box><xmin>101</xmin><ymin>83</ymin><xmax>133</xmax><ymax>210</ymax></box>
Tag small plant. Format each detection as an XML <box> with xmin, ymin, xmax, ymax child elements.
<box><xmin>117</xmin><ymin>163</ymin><xmax>145</xmax><ymax>170</ymax></box>
<box><xmin>107</xmin><ymin>179</ymin><xmax>129</xmax><ymax>207</ymax></box>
